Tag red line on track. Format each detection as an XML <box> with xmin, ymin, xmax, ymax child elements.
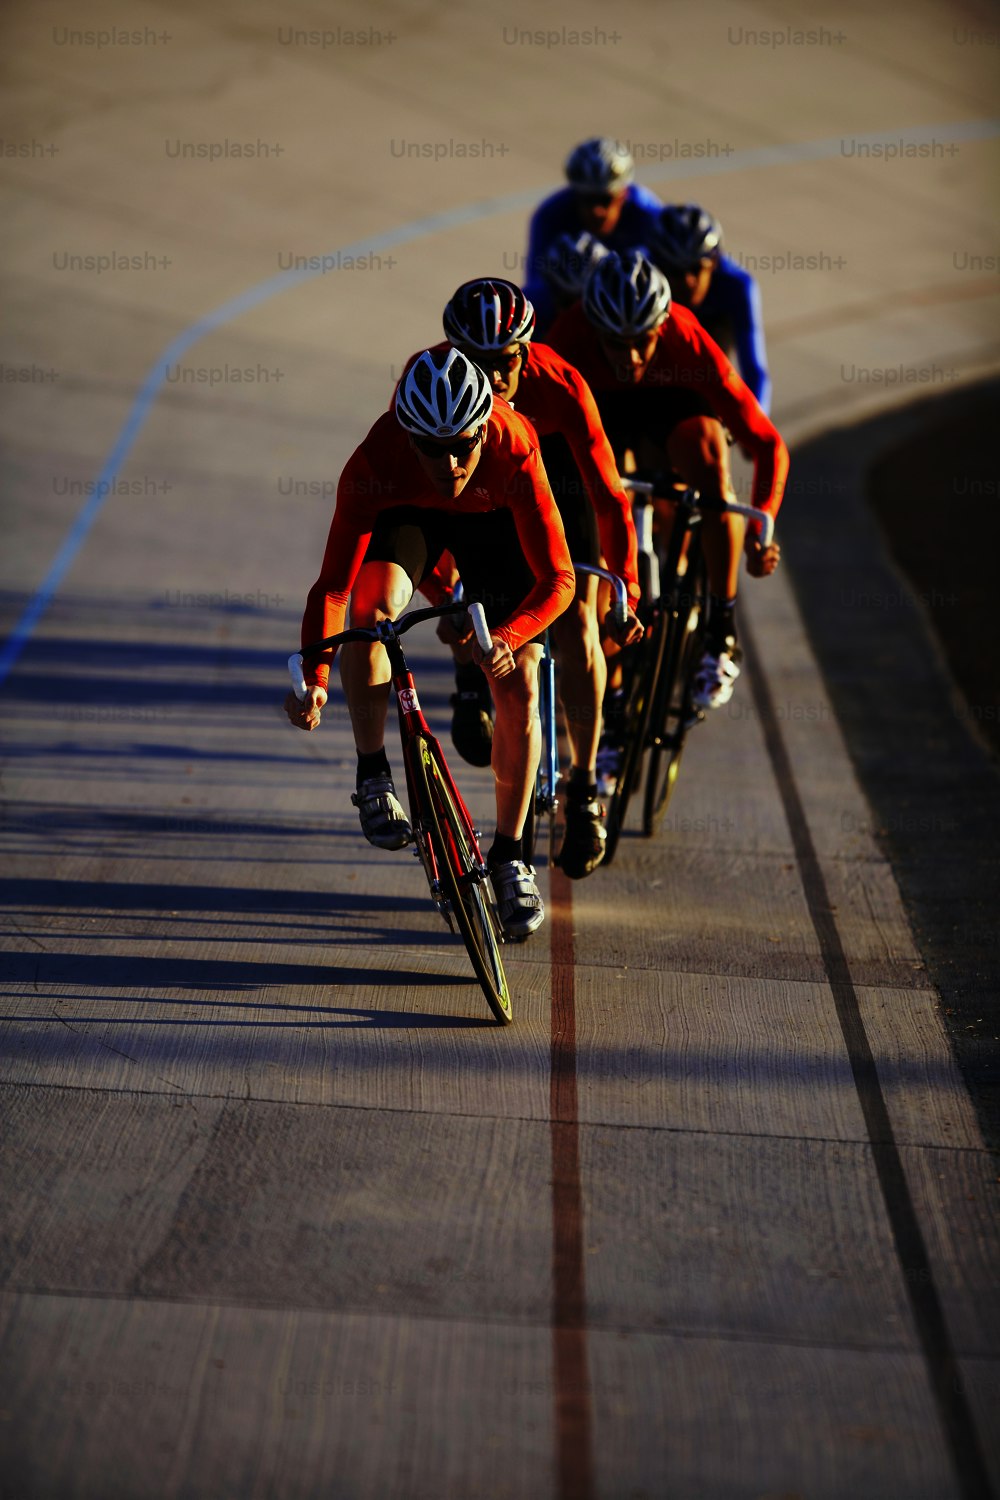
<box><xmin>549</xmin><ymin>863</ymin><xmax>595</xmax><ymax>1500</ymax></box>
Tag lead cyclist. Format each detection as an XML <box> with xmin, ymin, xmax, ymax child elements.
<box><xmin>286</xmin><ymin>348</ymin><xmax>575</xmax><ymax>940</ymax></box>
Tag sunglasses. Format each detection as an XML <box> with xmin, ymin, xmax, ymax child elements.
<box><xmin>599</xmin><ymin>330</ymin><xmax>661</xmax><ymax>352</ymax></box>
<box><xmin>458</xmin><ymin>347</ymin><xmax>523</xmax><ymax>376</ymax></box>
<box><xmin>411</xmin><ymin>426</ymin><xmax>484</xmax><ymax>459</ymax></box>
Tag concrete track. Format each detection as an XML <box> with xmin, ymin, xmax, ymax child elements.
<box><xmin>2</xmin><ymin>2</ymin><xmax>998</xmax><ymax>1496</ymax></box>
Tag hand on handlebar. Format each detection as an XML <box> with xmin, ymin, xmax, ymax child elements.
<box><xmin>473</xmin><ymin>638</ymin><xmax>515</xmax><ymax>680</ymax></box>
<box><xmin>606</xmin><ymin>608</ymin><xmax>644</xmax><ymax>647</ymax></box>
<box><xmin>744</xmin><ymin>535</ymin><xmax>781</xmax><ymax>577</ymax></box>
<box><xmin>284</xmin><ymin>684</ymin><xmax>328</xmax><ymax>730</ymax></box>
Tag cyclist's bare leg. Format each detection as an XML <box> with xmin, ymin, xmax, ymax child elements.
<box><xmin>551</xmin><ymin>573</ymin><xmax>605</xmax><ymax>776</ymax></box>
<box><xmin>339</xmin><ymin>561</ymin><xmax>413</xmax><ymax>753</ymax></box>
<box><xmin>665</xmin><ymin>416</ymin><xmax>746</xmax><ymax>598</ymax></box>
<box><xmin>489</xmin><ymin>642</ymin><xmax>543</xmax><ymax>838</ymax></box>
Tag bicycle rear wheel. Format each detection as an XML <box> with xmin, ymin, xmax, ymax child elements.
<box><xmin>603</xmin><ymin>605</ymin><xmax>668</xmax><ymax>866</ymax></box>
<box><xmin>411</xmin><ymin>735</ymin><xmax>512</xmax><ymax>1024</ymax></box>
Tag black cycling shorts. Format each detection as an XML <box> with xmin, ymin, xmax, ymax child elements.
<box><xmin>594</xmin><ymin>387</ymin><xmax>716</xmax><ymax>468</ymax></box>
<box><xmin>363</xmin><ymin>505</ymin><xmax>542</xmax><ymax>633</ymax></box>
<box><xmin>538</xmin><ymin>433</ymin><xmax>599</xmax><ymax>567</ymax></box>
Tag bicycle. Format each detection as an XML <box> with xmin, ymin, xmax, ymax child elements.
<box><xmin>601</xmin><ymin>477</ymin><xmax>774</xmax><ymax>862</ymax></box>
<box><xmin>521</xmin><ymin>564</ymin><xmax>630</xmax><ymax>870</ymax></box>
<box><xmin>288</xmin><ymin>601</ymin><xmax>512</xmax><ymax>1025</ymax></box>
<box><xmin>454</xmin><ymin>568</ymin><xmax>629</xmax><ymax>872</ymax></box>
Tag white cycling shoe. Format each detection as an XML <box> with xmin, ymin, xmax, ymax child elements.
<box><xmin>691</xmin><ymin>647</ymin><xmax>741</xmax><ymax>710</ymax></box>
<box><xmin>352</xmin><ymin>773</ymin><xmax>412</xmax><ymax>849</ymax></box>
<box><xmin>489</xmin><ymin>859</ymin><xmax>545</xmax><ymax>941</ymax></box>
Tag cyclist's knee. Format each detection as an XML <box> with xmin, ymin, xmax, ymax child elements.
<box><xmin>553</xmin><ymin>604</ymin><xmax>600</xmax><ymax>669</ymax></box>
<box><xmin>553</xmin><ymin>595</ymin><xmax>592</xmax><ymax>639</ymax></box>
<box><xmin>349</xmin><ymin>563</ymin><xmax>412</xmax><ymax>625</ymax></box>
<box><xmin>493</xmin><ymin>651</ymin><xmax>539</xmax><ymax>718</ymax></box>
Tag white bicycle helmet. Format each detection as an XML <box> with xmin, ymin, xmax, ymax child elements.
<box><xmin>541</xmin><ymin>231</ymin><xmax>611</xmax><ymax>297</ymax></box>
<box><xmin>395</xmin><ymin>347</ymin><xmax>494</xmax><ymax>438</ymax></box>
<box><xmin>565</xmin><ymin>137</ymin><xmax>634</xmax><ymax>193</ymax></box>
<box><xmin>582</xmin><ymin>249</ymin><xmax>672</xmax><ymax>337</ymax></box>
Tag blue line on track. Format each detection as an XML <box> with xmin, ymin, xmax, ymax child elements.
<box><xmin>1</xmin><ymin>116</ymin><xmax>997</xmax><ymax>685</ymax></box>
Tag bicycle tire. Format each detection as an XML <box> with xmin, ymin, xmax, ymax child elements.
<box><xmin>602</xmin><ymin>606</ymin><xmax>669</xmax><ymax>866</ymax></box>
<box><xmin>410</xmin><ymin>736</ymin><xmax>512</xmax><ymax>1024</ymax></box>
<box><xmin>642</xmin><ymin>589</ymin><xmax>703</xmax><ymax>835</ymax></box>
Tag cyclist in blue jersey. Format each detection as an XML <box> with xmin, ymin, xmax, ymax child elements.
<box><xmin>524</xmin><ymin>138</ymin><xmax>663</xmax><ymax>335</ymax></box>
<box><xmin>539</xmin><ymin>230</ymin><xmax>611</xmax><ymax>325</ymax></box>
<box><xmin>647</xmin><ymin>204</ymin><xmax>772</xmax><ymax>414</ymax></box>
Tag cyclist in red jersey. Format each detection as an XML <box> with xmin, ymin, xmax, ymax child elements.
<box><xmin>397</xmin><ymin>278</ymin><xmax>643</xmax><ymax>879</ymax></box>
<box><xmin>285</xmin><ymin>347</ymin><xmax>575</xmax><ymax>939</ymax></box>
<box><xmin>547</xmin><ymin>249</ymin><xmax>788</xmax><ymax>716</ymax></box>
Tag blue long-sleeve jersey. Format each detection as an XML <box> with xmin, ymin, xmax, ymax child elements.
<box><xmin>693</xmin><ymin>253</ymin><xmax>771</xmax><ymax>414</ymax></box>
<box><xmin>524</xmin><ymin>182</ymin><xmax>664</xmax><ymax>333</ymax></box>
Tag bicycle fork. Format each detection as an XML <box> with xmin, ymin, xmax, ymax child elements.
<box><xmin>369</xmin><ymin>617</ymin><xmax>490</xmax><ymax>929</ymax></box>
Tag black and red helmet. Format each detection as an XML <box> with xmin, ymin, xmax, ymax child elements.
<box><xmin>443</xmin><ymin>278</ymin><xmax>536</xmax><ymax>352</ymax></box>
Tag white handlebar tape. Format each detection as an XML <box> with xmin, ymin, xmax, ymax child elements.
<box><xmin>288</xmin><ymin>653</ymin><xmax>309</xmax><ymax>702</ymax></box>
<box><xmin>757</xmin><ymin>511</ymin><xmax>775</xmax><ymax>548</ymax></box>
<box><xmin>468</xmin><ymin>602</ymin><xmax>493</xmax><ymax>653</ymax></box>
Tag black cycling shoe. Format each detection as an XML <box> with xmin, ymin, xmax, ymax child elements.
<box><xmin>555</xmin><ymin>791</ymin><xmax>607</xmax><ymax>880</ymax></box>
<box><xmin>450</xmin><ymin>689</ymin><xmax>494</xmax><ymax>767</ymax></box>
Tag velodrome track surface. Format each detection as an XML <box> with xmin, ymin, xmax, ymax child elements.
<box><xmin>1</xmin><ymin>3</ymin><xmax>998</xmax><ymax>1496</ymax></box>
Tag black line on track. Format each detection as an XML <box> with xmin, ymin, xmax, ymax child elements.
<box><xmin>743</xmin><ymin>613</ymin><xmax>995</xmax><ymax>1500</ymax></box>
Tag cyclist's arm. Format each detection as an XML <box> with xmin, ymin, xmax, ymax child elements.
<box><xmin>300</xmin><ymin>454</ymin><xmax>376</xmax><ymax>688</ymax></box>
<box><xmin>673</xmin><ymin>314</ymin><xmax>788</xmax><ymax>517</ymax></box>
<box><xmin>723</xmin><ymin>262</ymin><xmax>772</xmax><ymax>415</ymax></box>
<box><xmin>555</xmin><ymin>366</ymin><xmax>641</xmax><ymax>605</ymax></box>
<box><xmin>523</xmin><ymin>195</ymin><xmax>571</xmax><ymax>331</ymax></box>
<box><xmin>491</xmin><ymin>454</ymin><xmax>575</xmax><ymax>650</ymax></box>
<box><xmin>719</xmin><ymin>368</ymin><xmax>788</xmax><ymax>517</ymax></box>
<box><xmin>626</xmin><ymin>182</ymin><xmax>666</xmax><ymax>217</ymax></box>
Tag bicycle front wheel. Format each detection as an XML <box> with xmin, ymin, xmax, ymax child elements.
<box><xmin>411</xmin><ymin>736</ymin><xmax>512</xmax><ymax>1024</ymax></box>
<box><xmin>642</xmin><ymin>585</ymin><xmax>705</xmax><ymax>835</ymax></box>
<box><xmin>603</xmin><ymin>606</ymin><xmax>669</xmax><ymax>866</ymax></box>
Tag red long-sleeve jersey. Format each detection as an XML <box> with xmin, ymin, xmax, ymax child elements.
<box><xmin>300</xmin><ymin>401</ymin><xmax>575</xmax><ymax>689</ymax></box>
<box><xmin>546</xmin><ymin>301</ymin><xmax>789</xmax><ymax>518</ymax></box>
<box><xmin>398</xmin><ymin>341</ymin><xmax>639</xmax><ymax>604</ymax></box>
